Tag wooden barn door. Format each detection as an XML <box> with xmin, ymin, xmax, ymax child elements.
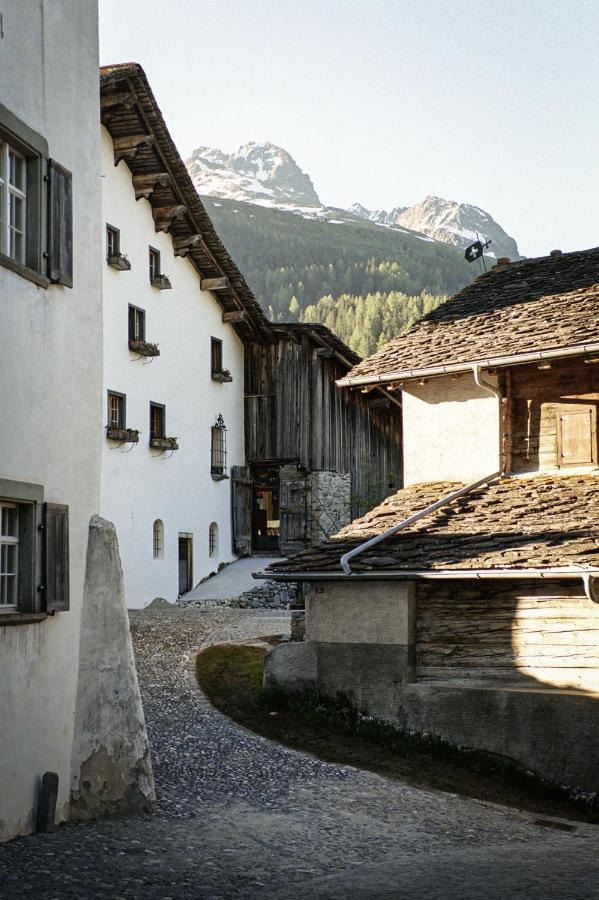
<box><xmin>279</xmin><ymin>465</ymin><xmax>307</xmax><ymax>554</ymax></box>
<box><xmin>231</xmin><ymin>466</ymin><xmax>252</xmax><ymax>556</ymax></box>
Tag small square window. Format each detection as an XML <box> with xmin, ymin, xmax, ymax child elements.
<box><xmin>128</xmin><ymin>305</ymin><xmax>146</xmax><ymax>342</ymax></box>
<box><xmin>211</xmin><ymin>337</ymin><xmax>223</xmax><ymax>375</ymax></box>
<box><xmin>150</xmin><ymin>402</ymin><xmax>166</xmax><ymax>440</ymax></box>
<box><xmin>149</xmin><ymin>247</ymin><xmax>160</xmax><ymax>281</ymax></box>
<box><xmin>106</xmin><ymin>224</ymin><xmax>119</xmax><ymax>260</ymax></box>
<box><xmin>107</xmin><ymin>391</ymin><xmax>126</xmax><ymax>429</ymax></box>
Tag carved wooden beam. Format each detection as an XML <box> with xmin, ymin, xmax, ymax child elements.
<box><xmin>222</xmin><ymin>310</ymin><xmax>247</xmax><ymax>324</ymax></box>
<box><xmin>152</xmin><ymin>204</ymin><xmax>187</xmax><ymax>233</ymax></box>
<box><xmin>113</xmin><ymin>134</ymin><xmax>154</xmax><ymax>165</ymax></box>
<box><xmin>316</xmin><ymin>347</ymin><xmax>335</xmax><ymax>358</ymax></box>
<box><xmin>173</xmin><ymin>234</ymin><xmax>202</xmax><ymax>257</ymax></box>
<box><xmin>201</xmin><ymin>276</ymin><xmax>229</xmax><ymax>291</ymax></box>
<box><xmin>132</xmin><ymin>172</ymin><xmax>171</xmax><ymax>201</ymax></box>
<box><xmin>101</xmin><ymin>91</ymin><xmax>136</xmax><ymax>110</ymax></box>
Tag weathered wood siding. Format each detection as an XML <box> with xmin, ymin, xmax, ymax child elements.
<box><xmin>416</xmin><ymin>580</ymin><xmax>599</xmax><ymax>691</ymax></box>
<box><xmin>245</xmin><ymin>335</ymin><xmax>402</xmax><ymax>515</ymax></box>
<box><xmin>509</xmin><ymin>358</ymin><xmax>599</xmax><ymax>472</ymax></box>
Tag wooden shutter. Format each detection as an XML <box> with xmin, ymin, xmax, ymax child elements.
<box><xmin>231</xmin><ymin>466</ymin><xmax>252</xmax><ymax>555</ymax></box>
<box><xmin>47</xmin><ymin>159</ymin><xmax>73</xmax><ymax>288</ymax></box>
<box><xmin>44</xmin><ymin>503</ymin><xmax>70</xmax><ymax>612</ymax></box>
<box><xmin>556</xmin><ymin>404</ymin><xmax>597</xmax><ymax>467</ymax></box>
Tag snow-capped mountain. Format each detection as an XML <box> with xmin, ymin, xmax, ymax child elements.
<box><xmin>186</xmin><ymin>142</ymin><xmax>320</xmax><ymax>207</ymax></box>
<box><xmin>187</xmin><ymin>142</ymin><xmax>521</xmax><ymax>258</ymax></box>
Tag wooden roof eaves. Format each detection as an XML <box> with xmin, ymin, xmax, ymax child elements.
<box><xmin>100</xmin><ymin>67</ymin><xmax>271</xmax><ymax>344</ymax></box>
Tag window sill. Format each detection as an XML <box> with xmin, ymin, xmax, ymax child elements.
<box><xmin>106</xmin><ymin>426</ymin><xmax>140</xmax><ymax>443</ymax></box>
<box><xmin>0</xmin><ymin>253</ymin><xmax>50</xmax><ymax>289</ymax></box>
<box><xmin>150</xmin><ymin>436</ymin><xmax>179</xmax><ymax>451</ymax></box>
<box><xmin>151</xmin><ymin>275</ymin><xmax>172</xmax><ymax>290</ymax></box>
<box><xmin>107</xmin><ymin>254</ymin><xmax>131</xmax><ymax>271</ymax></box>
<box><xmin>129</xmin><ymin>339</ymin><xmax>160</xmax><ymax>357</ymax></box>
<box><xmin>211</xmin><ymin>372</ymin><xmax>233</xmax><ymax>383</ymax></box>
<box><xmin>211</xmin><ymin>473</ymin><xmax>229</xmax><ymax>482</ymax></box>
<box><xmin>0</xmin><ymin>611</ymin><xmax>48</xmax><ymax>626</ymax></box>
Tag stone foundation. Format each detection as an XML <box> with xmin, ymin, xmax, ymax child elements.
<box><xmin>181</xmin><ymin>580</ymin><xmax>297</xmax><ymax>611</ymax></box>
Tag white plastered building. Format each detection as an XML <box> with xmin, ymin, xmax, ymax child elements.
<box><xmin>99</xmin><ymin>65</ymin><xmax>270</xmax><ymax>608</ymax></box>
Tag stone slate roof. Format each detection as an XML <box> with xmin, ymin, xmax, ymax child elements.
<box><xmin>341</xmin><ymin>248</ymin><xmax>599</xmax><ymax>384</ymax></box>
<box><xmin>266</xmin><ymin>475</ymin><xmax>599</xmax><ymax>575</ymax></box>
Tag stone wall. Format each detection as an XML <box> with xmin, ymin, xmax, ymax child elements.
<box><xmin>264</xmin><ymin>577</ymin><xmax>599</xmax><ymax>794</ymax></box>
<box><xmin>307</xmin><ymin>471</ymin><xmax>352</xmax><ymax>542</ymax></box>
<box><xmin>181</xmin><ymin>580</ymin><xmax>297</xmax><ymax>611</ymax></box>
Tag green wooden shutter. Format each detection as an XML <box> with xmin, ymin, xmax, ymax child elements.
<box><xmin>47</xmin><ymin>160</ymin><xmax>73</xmax><ymax>288</ymax></box>
<box><xmin>44</xmin><ymin>503</ymin><xmax>70</xmax><ymax>612</ymax></box>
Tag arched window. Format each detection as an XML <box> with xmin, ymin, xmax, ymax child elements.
<box><xmin>153</xmin><ymin>519</ymin><xmax>164</xmax><ymax>559</ymax></box>
<box><xmin>209</xmin><ymin>522</ymin><xmax>218</xmax><ymax>558</ymax></box>
<box><xmin>210</xmin><ymin>414</ymin><xmax>227</xmax><ymax>476</ymax></box>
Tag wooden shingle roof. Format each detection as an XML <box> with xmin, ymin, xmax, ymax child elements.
<box><xmin>266</xmin><ymin>475</ymin><xmax>599</xmax><ymax>575</ymax></box>
<box><xmin>340</xmin><ymin>249</ymin><xmax>599</xmax><ymax>385</ymax></box>
<box><xmin>100</xmin><ymin>62</ymin><xmax>271</xmax><ymax>342</ymax></box>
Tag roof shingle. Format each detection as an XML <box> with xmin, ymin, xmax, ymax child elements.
<box><xmin>266</xmin><ymin>475</ymin><xmax>599</xmax><ymax>575</ymax></box>
<box><xmin>342</xmin><ymin>249</ymin><xmax>599</xmax><ymax>383</ymax></box>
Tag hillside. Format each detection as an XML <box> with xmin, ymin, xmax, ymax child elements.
<box><xmin>203</xmin><ymin>196</ymin><xmax>474</xmax><ymax>325</ymax></box>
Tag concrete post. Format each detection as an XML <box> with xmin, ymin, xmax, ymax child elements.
<box><xmin>69</xmin><ymin>516</ymin><xmax>155</xmax><ymax>820</ymax></box>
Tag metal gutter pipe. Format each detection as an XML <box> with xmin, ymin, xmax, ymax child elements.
<box><xmin>336</xmin><ymin>342</ymin><xmax>599</xmax><ymax>389</ymax></box>
<box><xmin>253</xmin><ymin>567</ymin><xmax>599</xmax><ymax>602</ymax></box>
<box><xmin>338</xmin><ymin>470</ymin><xmax>502</xmax><ymax>575</ymax></box>
<box><xmin>472</xmin><ymin>364</ymin><xmax>505</xmax><ymax>472</ymax></box>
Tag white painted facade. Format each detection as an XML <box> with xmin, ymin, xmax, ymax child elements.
<box><xmin>0</xmin><ymin>0</ymin><xmax>103</xmax><ymax>841</ymax></box>
<box><xmin>100</xmin><ymin>127</ymin><xmax>245</xmax><ymax>608</ymax></box>
<box><xmin>402</xmin><ymin>373</ymin><xmax>500</xmax><ymax>485</ymax></box>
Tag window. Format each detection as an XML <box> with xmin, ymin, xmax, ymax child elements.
<box><xmin>0</xmin><ymin>144</ymin><xmax>26</xmax><ymax>264</ymax></box>
<box><xmin>211</xmin><ymin>337</ymin><xmax>223</xmax><ymax>375</ymax></box>
<box><xmin>150</xmin><ymin>402</ymin><xmax>166</xmax><ymax>440</ymax></box>
<box><xmin>556</xmin><ymin>404</ymin><xmax>597</xmax><ymax>467</ymax></box>
<box><xmin>0</xmin><ymin>503</ymin><xmax>18</xmax><ymax>607</ymax></box>
<box><xmin>149</xmin><ymin>247</ymin><xmax>160</xmax><ymax>281</ymax></box>
<box><xmin>106</xmin><ymin>224</ymin><xmax>119</xmax><ymax>259</ymax></box>
<box><xmin>153</xmin><ymin>519</ymin><xmax>164</xmax><ymax>559</ymax></box>
<box><xmin>211</xmin><ymin>414</ymin><xmax>227</xmax><ymax>476</ymax></box>
<box><xmin>0</xmin><ymin>479</ymin><xmax>68</xmax><ymax>619</ymax></box>
<box><xmin>107</xmin><ymin>391</ymin><xmax>126</xmax><ymax>429</ymax></box>
<box><xmin>128</xmin><ymin>305</ymin><xmax>146</xmax><ymax>342</ymax></box>
<box><xmin>0</xmin><ymin>105</ymin><xmax>71</xmax><ymax>287</ymax></box>
<box><xmin>209</xmin><ymin>522</ymin><xmax>219</xmax><ymax>558</ymax></box>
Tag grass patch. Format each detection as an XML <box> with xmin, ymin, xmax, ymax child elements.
<box><xmin>196</xmin><ymin>641</ymin><xmax>598</xmax><ymax>824</ymax></box>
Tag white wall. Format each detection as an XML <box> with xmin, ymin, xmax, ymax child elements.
<box><xmin>402</xmin><ymin>373</ymin><xmax>500</xmax><ymax>485</ymax></box>
<box><xmin>100</xmin><ymin>128</ymin><xmax>245</xmax><ymax>608</ymax></box>
<box><xmin>0</xmin><ymin>0</ymin><xmax>102</xmax><ymax>840</ymax></box>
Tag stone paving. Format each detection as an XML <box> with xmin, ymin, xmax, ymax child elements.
<box><xmin>1</xmin><ymin>606</ymin><xmax>599</xmax><ymax>899</ymax></box>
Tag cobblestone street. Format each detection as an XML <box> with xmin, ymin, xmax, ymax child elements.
<box><xmin>1</xmin><ymin>606</ymin><xmax>598</xmax><ymax>899</ymax></box>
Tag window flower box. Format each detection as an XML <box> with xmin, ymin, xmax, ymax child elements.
<box><xmin>211</xmin><ymin>368</ymin><xmax>233</xmax><ymax>383</ymax></box>
<box><xmin>129</xmin><ymin>339</ymin><xmax>160</xmax><ymax>357</ymax></box>
<box><xmin>106</xmin><ymin>426</ymin><xmax>140</xmax><ymax>443</ymax></box>
<box><xmin>107</xmin><ymin>252</ymin><xmax>131</xmax><ymax>271</ymax></box>
<box><xmin>151</xmin><ymin>273</ymin><xmax>172</xmax><ymax>290</ymax></box>
<box><xmin>150</xmin><ymin>435</ymin><xmax>179</xmax><ymax>451</ymax></box>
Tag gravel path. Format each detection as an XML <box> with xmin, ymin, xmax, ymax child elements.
<box><xmin>1</xmin><ymin>606</ymin><xmax>598</xmax><ymax>899</ymax></box>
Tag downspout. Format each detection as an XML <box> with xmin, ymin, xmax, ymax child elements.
<box><xmin>340</xmin><ymin>470</ymin><xmax>502</xmax><ymax>575</ymax></box>
<box><xmin>472</xmin><ymin>363</ymin><xmax>505</xmax><ymax>473</ymax></box>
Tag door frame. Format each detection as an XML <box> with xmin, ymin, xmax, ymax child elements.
<box><xmin>178</xmin><ymin>532</ymin><xmax>193</xmax><ymax>595</ymax></box>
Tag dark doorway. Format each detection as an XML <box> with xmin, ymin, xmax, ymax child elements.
<box><xmin>178</xmin><ymin>533</ymin><xmax>193</xmax><ymax>595</ymax></box>
<box><xmin>252</xmin><ymin>486</ymin><xmax>280</xmax><ymax>551</ymax></box>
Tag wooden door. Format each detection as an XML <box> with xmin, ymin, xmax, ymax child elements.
<box><xmin>178</xmin><ymin>534</ymin><xmax>193</xmax><ymax>595</ymax></box>
<box><xmin>231</xmin><ymin>466</ymin><xmax>252</xmax><ymax>556</ymax></box>
<box><xmin>279</xmin><ymin>465</ymin><xmax>307</xmax><ymax>554</ymax></box>
<box><xmin>556</xmin><ymin>404</ymin><xmax>597</xmax><ymax>467</ymax></box>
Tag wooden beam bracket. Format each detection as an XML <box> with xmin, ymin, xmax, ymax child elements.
<box><xmin>132</xmin><ymin>172</ymin><xmax>171</xmax><ymax>201</ymax></box>
<box><xmin>112</xmin><ymin>134</ymin><xmax>154</xmax><ymax>166</ymax></box>
<box><xmin>152</xmin><ymin>204</ymin><xmax>187</xmax><ymax>233</ymax></box>
<box><xmin>201</xmin><ymin>276</ymin><xmax>230</xmax><ymax>292</ymax></box>
<box><xmin>222</xmin><ymin>310</ymin><xmax>247</xmax><ymax>324</ymax></box>
<box><xmin>173</xmin><ymin>234</ymin><xmax>202</xmax><ymax>257</ymax></box>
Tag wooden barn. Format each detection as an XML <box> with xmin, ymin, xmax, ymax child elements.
<box><xmin>236</xmin><ymin>323</ymin><xmax>402</xmax><ymax>555</ymax></box>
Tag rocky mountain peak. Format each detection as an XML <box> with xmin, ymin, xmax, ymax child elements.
<box><xmin>187</xmin><ymin>141</ymin><xmax>321</xmax><ymax>207</ymax></box>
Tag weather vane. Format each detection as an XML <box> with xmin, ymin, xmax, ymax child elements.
<box><xmin>464</xmin><ymin>233</ymin><xmax>493</xmax><ymax>271</ymax></box>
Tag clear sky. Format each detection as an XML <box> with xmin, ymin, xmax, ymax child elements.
<box><xmin>99</xmin><ymin>0</ymin><xmax>599</xmax><ymax>258</ymax></box>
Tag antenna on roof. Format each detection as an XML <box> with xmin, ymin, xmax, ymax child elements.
<box><xmin>464</xmin><ymin>233</ymin><xmax>492</xmax><ymax>272</ymax></box>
